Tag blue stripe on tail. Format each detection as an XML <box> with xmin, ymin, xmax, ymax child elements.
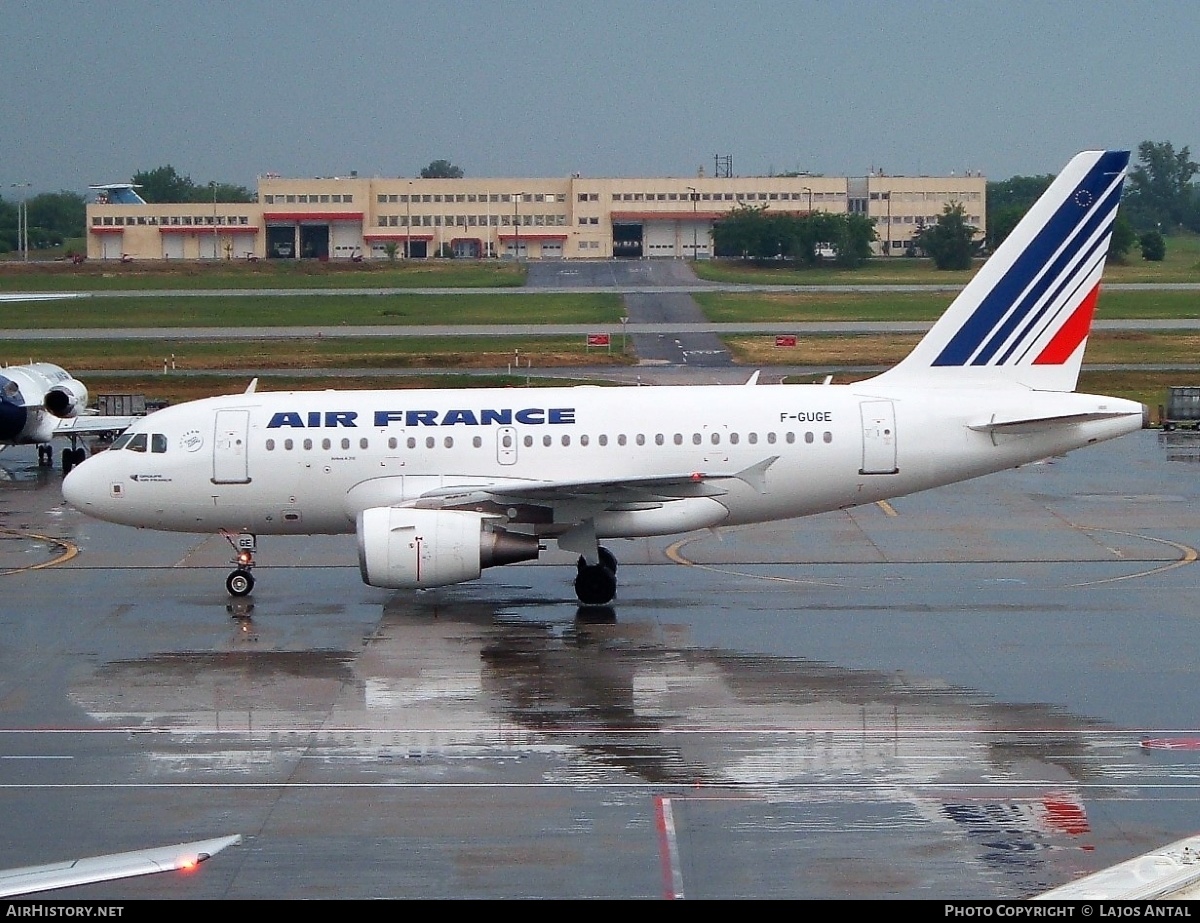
<box><xmin>932</xmin><ymin>150</ymin><xmax>1128</xmax><ymax>367</ymax></box>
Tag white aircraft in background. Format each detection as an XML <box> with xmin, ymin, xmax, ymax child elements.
<box><xmin>63</xmin><ymin>150</ymin><xmax>1146</xmax><ymax>605</ymax></box>
<box><xmin>0</xmin><ymin>362</ymin><xmax>135</xmax><ymax>473</ymax></box>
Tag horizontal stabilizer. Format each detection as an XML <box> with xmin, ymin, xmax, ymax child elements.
<box><xmin>968</xmin><ymin>410</ymin><xmax>1139</xmax><ymax>435</ymax></box>
<box><xmin>53</xmin><ymin>415</ymin><xmax>136</xmax><ymax>436</ymax></box>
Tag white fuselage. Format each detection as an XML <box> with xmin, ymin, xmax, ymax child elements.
<box><xmin>62</xmin><ymin>381</ymin><xmax>1145</xmax><ymax>540</ymax></box>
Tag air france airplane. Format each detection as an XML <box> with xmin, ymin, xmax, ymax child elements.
<box><xmin>63</xmin><ymin>150</ymin><xmax>1147</xmax><ymax>605</ymax></box>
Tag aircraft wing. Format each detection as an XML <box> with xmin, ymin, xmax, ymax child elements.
<box><xmin>409</xmin><ymin>456</ymin><xmax>780</xmax><ymax>509</ymax></box>
<box><xmin>52</xmin><ymin>415</ymin><xmax>136</xmax><ymax>437</ymax></box>
<box><xmin>1035</xmin><ymin>833</ymin><xmax>1200</xmax><ymax>900</ymax></box>
<box><xmin>0</xmin><ymin>834</ymin><xmax>242</xmax><ymax>898</ymax></box>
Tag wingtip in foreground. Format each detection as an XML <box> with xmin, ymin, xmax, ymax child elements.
<box><xmin>0</xmin><ymin>833</ymin><xmax>242</xmax><ymax>898</ymax></box>
<box><xmin>1035</xmin><ymin>833</ymin><xmax>1200</xmax><ymax>900</ymax></box>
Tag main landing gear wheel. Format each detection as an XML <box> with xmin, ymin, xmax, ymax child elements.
<box><xmin>61</xmin><ymin>446</ymin><xmax>86</xmax><ymax>475</ymax></box>
<box><xmin>575</xmin><ymin>546</ymin><xmax>618</xmax><ymax>605</ymax></box>
<box><xmin>226</xmin><ymin>569</ymin><xmax>255</xmax><ymax>597</ymax></box>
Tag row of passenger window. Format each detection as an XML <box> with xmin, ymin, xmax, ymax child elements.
<box><xmin>262</xmin><ymin>431</ymin><xmax>835</xmax><ymax>452</ymax></box>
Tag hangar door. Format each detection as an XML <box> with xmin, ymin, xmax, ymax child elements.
<box><xmin>98</xmin><ymin>233</ymin><xmax>123</xmax><ymax>260</ymax></box>
<box><xmin>612</xmin><ymin>222</ymin><xmax>643</xmax><ymax>258</ymax></box>
<box><xmin>267</xmin><ymin>225</ymin><xmax>296</xmax><ymax>258</ymax></box>
<box><xmin>330</xmin><ymin>221</ymin><xmax>360</xmax><ymax>259</ymax></box>
<box><xmin>642</xmin><ymin>220</ymin><xmax>680</xmax><ymax>258</ymax></box>
<box><xmin>299</xmin><ymin>224</ymin><xmax>329</xmax><ymax>259</ymax></box>
<box><xmin>161</xmin><ymin>235</ymin><xmax>184</xmax><ymax>260</ymax></box>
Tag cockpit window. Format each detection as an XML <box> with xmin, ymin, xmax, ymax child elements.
<box><xmin>111</xmin><ymin>434</ymin><xmax>134</xmax><ymax>450</ymax></box>
<box><xmin>126</xmin><ymin>433</ymin><xmax>148</xmax><ymax>453</ymax></box>
<box><xmin>151</xmin><ymin>433</ymin><xmax>167</xmax><ymax>453</ymax></box>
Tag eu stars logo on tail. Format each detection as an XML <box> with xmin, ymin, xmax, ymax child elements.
<box><xmin>62</xmin><ymin>150</ymin><xmax>1147</xmax><ymax>608</ymax></box>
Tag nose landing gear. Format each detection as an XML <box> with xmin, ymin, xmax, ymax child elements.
<box><xmin>222</xmin><ymin>531</ymin><xmax>257</xmax><ymax>597</ymax></box>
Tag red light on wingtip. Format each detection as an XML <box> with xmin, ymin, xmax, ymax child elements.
<box><xmin>690</xmin><ymin>472</ymin><xmax>703</xmax><ymax>482</ymax></box>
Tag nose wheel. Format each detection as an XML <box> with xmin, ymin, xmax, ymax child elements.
<box><xmin>226</xmin><ymin>569</ymin><xmax>255</xmax><ymax>596</ymax></box>
<box><xmin>222</xmin><ymin>531</ymin><xmax>257</xmax><ymax>597</ymax></box>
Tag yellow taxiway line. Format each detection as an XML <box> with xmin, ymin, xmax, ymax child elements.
<box><xmin>0</xmin><ymin>527</ymin><xmax>79</xmax><ymax>576</ymax></box>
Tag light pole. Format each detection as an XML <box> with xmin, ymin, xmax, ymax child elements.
<box><xmin>11</xmin><ymin>183</ymin><xmax>30</xmax><ymax>261</ymax></box>
<box><xmin>405</xmin><ymin>181</ymin><xmax>412</xmax><ymax>259</ymax></box>
<box><xmin>801</xmin><ymin>186</ymin><xmax>812</xmax><ymax>213</ymax></box>
<box><xmin>686</xmin><ymin>185</ymin><xmax>698</xmax><ymax>260</ymax></box>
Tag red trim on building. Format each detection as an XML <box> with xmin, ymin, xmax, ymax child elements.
<box><xmin>262</xmin><ymin>211</ymin><xmax>362</xmax><ymax>222</ymax></box>
<box><xmin>497</xmin><ymin>233</ymin><xmax>568</xmax><ymax>241</ymax></box>
<box><xmin>88</xmin><ymin>226</ymin><xmax>125</xmax><ymax>234</ymax></box>
<box><xmin>363</xmin><ymin>233</ymin><xmax>434</xmax><ymax>241</ymax></box>
<box><xmin>158</xmin><ymin>226</ymin><xmax>259</xmax><ymax>234</ymax></box>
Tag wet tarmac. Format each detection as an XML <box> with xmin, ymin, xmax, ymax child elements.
<box><xmin>2</xmin><ymin>429</ymin><xmax>1200</xmax><ymax>899</ymax></box>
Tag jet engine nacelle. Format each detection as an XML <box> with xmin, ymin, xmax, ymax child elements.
<box><xmin>43</xmin><ymin>378</ymin><xmax>88</xmax><ymax>419</ymax></box>
<box><xmin>356</xmin><ymin>507</ymin><xmax>540</xmax><ymax>589</ymax></box>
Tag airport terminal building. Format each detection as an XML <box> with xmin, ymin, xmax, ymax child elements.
<box><xmin>86</xmin><ymin>169</ymin><xmax>985</xmax><ymax>262</ymax></box>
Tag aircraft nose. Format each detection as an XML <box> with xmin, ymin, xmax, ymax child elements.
<box><xmin>62</xmin><ymin>455</ymin><xmax>106</xmax><ymax>513</ymax></box>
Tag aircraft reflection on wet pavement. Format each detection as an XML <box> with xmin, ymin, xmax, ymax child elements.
<box><xmin>62</xmin><ymin>590</ymin><xmax>1155</xmax><ymax>899</ymax></box>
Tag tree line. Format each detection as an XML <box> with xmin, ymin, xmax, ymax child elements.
<box><xmin>712</xmin><ymin>207</ymin><xmax>877</xmax><ymax>267</ymax></box>
<box><xmin>981</xmin><ymin>141</ymin><xmax>1197</xmax><ymax>267</ymax></box>
<box><xmin>716</xmin><ymin>141</ymin><xmax>1199</xmax><ymax>270</ymax></box>
<box><xmin>0</xmin><ymin>191</ymin><xmax>86</xmax><ymax>252</ymax></box>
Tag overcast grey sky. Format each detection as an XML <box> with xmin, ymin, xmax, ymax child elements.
<box><xmin>1</xmin><ymin>0</ymin><xmax>1193</xmax><ymax>195</ymax></box>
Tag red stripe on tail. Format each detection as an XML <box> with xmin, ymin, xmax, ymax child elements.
<box><xmin>1033</xmin><ymin>284</ymin><xmax>1101</xmax><ymax>365</ymax></box>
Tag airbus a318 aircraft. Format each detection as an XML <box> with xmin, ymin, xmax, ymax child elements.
<box><xmin>63</xmin><ymin>150</ymin><xmax>1146</xmax><ymax>605</ymax></box>
<box><xmin>0</xmin><ymin>361</ymin><xmax>134</xmax><ymax>473</ymax></box>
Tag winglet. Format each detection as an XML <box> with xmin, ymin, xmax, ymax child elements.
<box><xmin>735</xmin><ymin>456</ymin><xmax>778</xmax><ymax>494</ymax></box>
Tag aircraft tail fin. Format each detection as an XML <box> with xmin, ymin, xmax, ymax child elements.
<box><xmin>872</xmin><ymin>150</ymin><xmax>1129</xmax><ymax>392</ymax></box>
